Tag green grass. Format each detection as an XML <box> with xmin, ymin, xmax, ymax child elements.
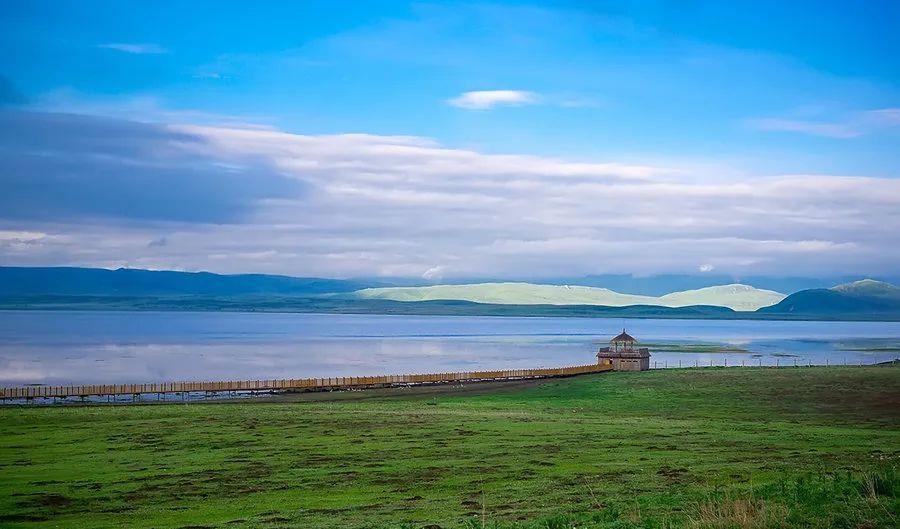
<box><xmin>638</xmin><ymin>342</ymin><xmax>752</xmax><ymax>354</ymax></box>
<box><xmin>1</xmin><ymin>367</ymin><xmax>898</xmax><ymax>528</ymax></box>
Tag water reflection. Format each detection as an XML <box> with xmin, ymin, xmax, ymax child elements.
<box><xmin>0</xmin><ymin>311</ymin><xmax>898</xmax><ymax>385</ymax></box>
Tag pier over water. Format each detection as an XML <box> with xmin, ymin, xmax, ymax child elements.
<box><xmin>0</xmin><ymin>363</ymin><xmax>613</xmax><ymax>402</ymax></box>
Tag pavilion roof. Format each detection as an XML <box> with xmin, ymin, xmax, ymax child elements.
<box><xmin>610</xmin><ymin>329</ymin><xmax>637</xmax><ymax>343</ymax></box>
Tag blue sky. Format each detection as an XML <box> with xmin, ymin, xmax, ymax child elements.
<box><xmin>1</xmin><ymin>1</ymin><xmax>899</xmax><ymax>279</ymax></box>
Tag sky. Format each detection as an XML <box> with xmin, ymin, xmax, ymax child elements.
<box><xmin>0</xmin><ymin>0</ymin><xmax>899</xmax><ymax>280</ymax></box>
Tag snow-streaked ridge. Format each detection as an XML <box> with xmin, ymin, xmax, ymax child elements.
<box><xmin>355</xmin><ymin>282</ymin><xmax>786</xmax><ymax>311</ymax></box>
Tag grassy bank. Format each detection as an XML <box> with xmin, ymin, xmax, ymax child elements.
<box><xmin>1</xmin><ymin>367</ymin><xmax>898</xmax><ymax>528</ymax></box>
<box><xmin>5</xmin><ymin>296</ymin><xmax>900</xmax><ymax>321</ymax></box>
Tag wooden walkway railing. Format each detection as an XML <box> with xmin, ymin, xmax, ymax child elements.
<box><xmin>0</xmin><ymin>363</ymin><xmax>613</xmax><ymax>399</ymax></box>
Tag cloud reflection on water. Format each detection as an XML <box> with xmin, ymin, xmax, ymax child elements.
<box><xmin>0</xmin><ymin>312</ymin><xmax>898</xmax><ymax>385</ymax></box>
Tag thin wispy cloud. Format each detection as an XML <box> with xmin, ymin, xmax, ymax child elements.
<box><xmin>445</xmin><ymin>90</ymin><xmax>598</xmax><ymax>111</ymax></box>
<box><xmin>447</xmin><ymin>90</ymin><xmax>538</xmax><ymax>110</ymax></box>
<box><xmin>30</xmin><ymin>89</ymin><xmax>273</xmax><ymax>128</ymax></box>
<box><xmin>865</xmin><ymin>108</ymin><xmax>900</xmax><ymax>125</ymax></box>
<box><xmin>747</xmin><ymin>108</ymin><xmax>900</xmax><ymax>138</ymax></box>
<box><xmin>747</xmin><ymin>117</ymin><xmax>862</xmax><ymax>139</ymax></box>
<box><xmin>98</xmin><ymin>43</ymin><xmax>168</xmax><ymax>54</ymax></box>
<box><xmin>193</xmin><ymin>71</ymin><xmax>225</xmax><ymax>80</ymax></box>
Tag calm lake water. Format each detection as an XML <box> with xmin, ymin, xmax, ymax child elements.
<box><xmin>1</xmin><ymin>310</ymin><xmax>899</xmax><ymax>386</ymax></box>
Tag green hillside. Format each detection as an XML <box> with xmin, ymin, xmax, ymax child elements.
<box><xmin>759</xmin><ymin>279</ymin><xmax>900</xmax><ymax>317</ymax></box>
<box><xmin>0</xmin><ymin>266</ymin><xmax>369</xmax><ymax>296</ymax></box>
<box><xmin>4</xmin><ymin>267</ymin><xmax>899</xmax><ymax>320</ymax></box>
<box><xmin>657</xmin><ymin>283</ymin><xmax>788</xmax><ymax>311</ymax></box>
<box><xmin>833</xmin><ymin>279</ymin><xmax>900</xmax><ymax>299</ymax></box>
<box><xmin>356</xmin><ymin>282</ymin><xmax>786</xmax><ymax>311</ymax></box>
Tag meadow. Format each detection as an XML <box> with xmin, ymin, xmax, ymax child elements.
<box><xmin>1</xmin><ymin>366</ymin><xmax>898</xmax><ymax>528</ymax></box>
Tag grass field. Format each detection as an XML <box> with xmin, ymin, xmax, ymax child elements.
<box><xmin>1</xmin><ymin>367</ymin><xmax>898</xmax><ymax>528</ymax></box>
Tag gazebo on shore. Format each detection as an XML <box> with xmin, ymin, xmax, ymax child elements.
<box><xmin>596</xmin><ymin>329</ymin><xmax>651</xmax><ymax>371</ymax></box>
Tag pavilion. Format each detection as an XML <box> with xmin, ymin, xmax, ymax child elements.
<box><xmin>596</xmin><ymin>329</ymin><xmax>651</xmax><ymax>371</ymax></box>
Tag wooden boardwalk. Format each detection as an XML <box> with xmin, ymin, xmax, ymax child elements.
<box><xmin>0</xmin><ymin>363</ymin><xmax>613</xmax><ymax>400</ymax></box>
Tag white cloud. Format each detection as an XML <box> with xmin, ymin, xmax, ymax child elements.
<box><xmin>698</xmin><ymin>264</ymin><xmax>715</xmax><ymax>272</ymax></box>
<box><xmin>422</xmin><ymin>266</ymin><xmax>445</xmax><ymax>281</ymax></box>
<box><xmin>3</xmin><ymin>113</ymin><xmax>899</xmax><ymax>278</ymax></box>
<box><xmin>138</xmin><ymin>125</ymin><xmax>900</xmax><ymax>276</ymax></box>
<box><xmin>446</xmin><ymin>90</ymin><xmax>538</xmax><ymax>110</ymax></box>
<box><xmin>0</xmin><ymin>230</ymin><xmax>46</xmax><ymax>242</ymax></box>
<box><xmin>98</xmin><ymin>43</ymin><xmax>168</xmax><ymax>54</ymax></box>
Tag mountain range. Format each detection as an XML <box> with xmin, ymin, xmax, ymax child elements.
<box><xmin>1</xmin><ymin>266</ymin><xmax>898</xmax><ymax>320</ymax></box>
<box><xmin>0</xmin><ymin>266</ymin><xmax>367</xmax><ymax>296</ymax></box>
<box><xmin>758</xmin><ymin>279</ymin><xmax>900</xmax><ymax>317</ymax></box>
<box><xmin>356</xmin><ymin>282</ymin><xmax>786</xmax><ymax>311</ymax></box>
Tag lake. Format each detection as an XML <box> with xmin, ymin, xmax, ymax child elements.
<box><xmin>1</xmin><ymin>310</ymin><xmax>899</xmax><ymax>386</ymax></box>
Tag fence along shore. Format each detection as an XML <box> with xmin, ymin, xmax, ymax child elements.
<box><xmin>0</xmin><ymin>363</ymin><xmax>613</xmax><ymax>400</ymax></box>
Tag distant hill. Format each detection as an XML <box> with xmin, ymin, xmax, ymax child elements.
<box><xmin>355</xmin><ymin>282</ymin><xmax>786</xmax><ymax>311</ymax></box>
<box><xmin>0</xmin><ymin>266</ymin><xmax>369</xmax><ymax>297</ymax></box>
<box><xmin>657</xmin><ymin>284</ymin><xmax>787</xmax><ymax>312</ymax></box>
<box><xmin>351</xmin><ymin>274</ymin><xmax>897</xmax><ymax>296</ymax></box>
<box><xmin>4</xmin><ymin>267</ymin><xmax>897</xmax><ymax>320</ymax></box>
<box><xmin>515</xmin><ymin>274</ymin><xmax>849</xmax><ymax>297</ymax></box>
<box><xmin>757</xmin><ymin>279</ymin><xmax>900</xmax><ymax>317</ymax></box>
<box><xmin>832</xmin><ymin>279</ymin><xmax>900</xmax><ymax>299</ymax></box>
<box><xmin>0</xmin><ymin>294</ymin><xmax>738</xmax><ymax>318</ymax></box>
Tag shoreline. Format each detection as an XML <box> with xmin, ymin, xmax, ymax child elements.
<box><xmin>2</xmin><ymin>305</ymin><xmax>899</xmax><ymax>322</ymax></box>
<box><xmin>5</xmin><ymin>363</ymin><xmax>898</xmax><ymax>407</ymax></box>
